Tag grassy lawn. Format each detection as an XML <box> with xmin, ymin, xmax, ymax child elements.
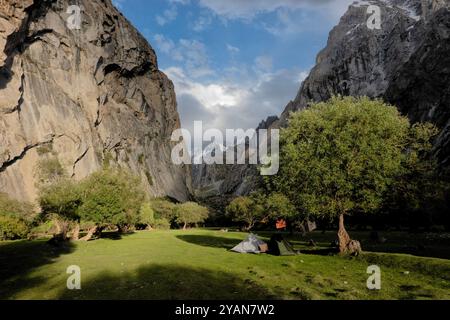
<box><xmin>0</xmin><ymin>229</ymin><xmax>449</xmax><ymax>300</ymax></box>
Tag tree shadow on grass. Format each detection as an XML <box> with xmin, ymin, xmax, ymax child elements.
<box><xmin>98</xmin><ymin>231</ymin><xmax>135</xmax><ymax>241</ymax></box>
<box><xmin>398</xmin><ymin>285</ymin><xmax>437</xmax><ymax>300</ymax></box>
<box><xmin>58</xmin><ymin>264</ymin><xmax>275</xmax><ymax>300</ymax></box>
<box><xmin>0</xmin><ymin>240</ymin><xmax>75</xmax><ymax>299</ymax></box>
<box><xmin>301</xmin><ymin>248</ymin><xmax>339</xmax><ymax>256</ymax></box>
<box><xmin>176</xmin><ymin>235</ymin><xmax>242</xmax><ymax>250</ymax></box>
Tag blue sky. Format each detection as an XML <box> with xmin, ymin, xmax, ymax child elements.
<box><xmin>112</xmin><ymin>0</ymin><xmax>353</xmax><ymax>134</ymax></box>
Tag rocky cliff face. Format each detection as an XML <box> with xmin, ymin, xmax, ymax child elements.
<box><xmin>280</xmin><ymin>0</ymin><xmax>450</xmax><ymax>164</ymax></box>
<box><xmin>192</xmin><ymin>116</ymin><xmax>277</xmax><ymax>199</ymax></box>
<box><xmin>193</xmin><ymin>0</ymin><xmax>450</xmax><ymax>197</ymax></box>
<box><xmin>0</xmin><ymin>0</ymin><xmax>191</xmax><ymax>202</ymax></box>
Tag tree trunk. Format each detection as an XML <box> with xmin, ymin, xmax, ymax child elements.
<box><xmin>55</xmin><ymin>219</ymin><xmax>69</xmax><ymax>240</ymax></box>
<box><xmin>338</xmin><ymin>214</ymin><xmax>351</xmax><ymax>253</ymax></box>
<box><xmin>48</xmin><ymin>219</ymin><xmax>70</xmax><ymax>245</ymax></box>
<box><xmin>183</xmin><ymin>222</ymin><xmax>187</xmax><ymax>230</ymax></box>
<box><xmin>71</xmin><ymin>223</ymin><xmax>80</xmax><ymax>241</ymax></box>
<box><xmin>80</xmin><ymin>226</ymin><xmax>98</xmax><ymax>241</ymax></box>
<box><xmin>337</xmin><ymin>214</ymin><xmax>362</xmax><ymax>256</ymax></box>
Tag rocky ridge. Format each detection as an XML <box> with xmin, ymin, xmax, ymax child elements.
<box><xmin>0</xmin><ymin>0</ymin><xmax>191</xmax><ymax>202</ymax></box>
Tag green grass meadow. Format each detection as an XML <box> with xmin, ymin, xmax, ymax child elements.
<box><xmin>1</xmin><ymin>229</ymin><xmax>449</xmax><ymax>300</ymax></box>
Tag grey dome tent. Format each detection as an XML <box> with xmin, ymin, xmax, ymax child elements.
<box><xmin>231</xmin><ymin>234</ymin><xmax>267</xmax><ymax>254</ymax></box>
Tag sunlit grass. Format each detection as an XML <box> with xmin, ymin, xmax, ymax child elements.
<box><xmin>0</xmin><ymin>230</ymin><xmax>449</xmax><ymax>300</ymax></box>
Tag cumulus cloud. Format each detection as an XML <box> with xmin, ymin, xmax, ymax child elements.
<box><xmin>153</xmin><ymin>35</ymin><xmax>213</xmax><ymax>78</ymax></box>
<box><xmin>197</xmin><ymin>0</ymin><xmax>352</xmax><ymax>19</ymax></box>
<box><xmin>164</xmin><ymin>65</ymin><xmax>308</xmax><ymax>138</ymax></box>
<box><xmin>170</xmin><ymin>0</ymin><xmax>191</xmax><ymax>4</ymax></box>
<box><xmin>156</xmin><ymin>6</ymin><xmax>179</xmax><ymax>26</ymax></box>
<box><xmin>226</xmin><ymin>44</ymin><xmax>240</xmax><ymax>54</ymax></box>
<box><xmin>192</xmin><ymin>13</ymin><xmax>213</xmax><ymax>31</ymax></box>
<box><xmin>254</xmin><ymin>55</ymin><xmax>273</xmax><ymax>73</ymax></box>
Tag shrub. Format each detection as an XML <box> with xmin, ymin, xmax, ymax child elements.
<box><xmin>29</xmin><ymin>220</ymin><xmax>57</xmax><ymax>239</ymax></box>
<box><xmin>0</xmin><ymin>215</ymin><xmax>29</xmax><ymax>240</ymax></box>
<box><xmin>0</xmin><ymin>193</ymin><xmax>35</xmax><ymax>223</ymax></box>
<box><xmin>138</xmin><ymin>202</ymin><xmax>155</xmax><ymax>229</ymax></box>
<box><xmin>0</xmin><ymin>193</ymin><xmax>34</xmax><ymax>240</ymax></box>
<box><xmin>153</xmin><ymin>218</ymin><xmax>171</xmax><ymax>230</ymax></box>
<box><xmin>35</xmin><ymin>158</ymin><xmax>66</xmax><ymax>184</ymax></box>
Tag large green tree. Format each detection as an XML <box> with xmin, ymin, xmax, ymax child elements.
<box><xmin>226</xmin><ymin>196</ymin><xmax>265</xmax><ymax>231</ymax></box>
<box><xmin>270</xmin><ymin>96</ymin><xmax>415</xmax><ymax>254</ymax></box>
<box><xmin>150</xmin><ymin>198</ymin><xmax>177</xmax><ymax>222</ymax></box>
<box><xmin>175</xmin><ymin>202</ymin><xmax>209</xmax><ymax>229</ymax></box>
<box><xmin>38</xmin><ymin>179</ymin><xmax>82</xmax><ymax>240</ymax></box>
<box><xmin>77</xmin><ymin>168</ymin><xmax>146</xmax><ymax>239</ymax></box>
<box><xmin>265</xmin><ymin>193</ymin><xmax>296</xmax><ymax>221</ymax></box>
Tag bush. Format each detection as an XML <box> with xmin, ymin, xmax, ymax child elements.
<box><xmin>0</xmin><ymin>215</ymin><xmax>29</xmax><ymax>240</ymax></box>
<box><xmin>35</xmin><ymin>158</ymin><xmax>66</xmax><ymax>184</ymax></box>
<box><xmin>0</xmin><ymin>193</ymin><xmax>35</xmax><ymax>223</ymax></box>
<box><xmin>153</xmin><ymin>218</ymin><xmax>171</xmax><ymax>230</ymax></box>
<box><xmin>138</xmin><ymin>202</ymin><xmax>155</xmax><ymax>229</ymax></box>
<box><xmin>0</xmin><ymin>193</ymin><xmax>34</xmax><ymax>240</ymax></box>
<box><xmin>29</xmin><ymin>220</ymin><xmax>57</xmax><ymax>239</ymax></box>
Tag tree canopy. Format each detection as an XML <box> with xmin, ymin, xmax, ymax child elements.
<box><xmin>226</xmin><ymin>195</ymin><xmax>265</xmax><ymax>230</ymax></box>
<box><xmin>270</xmin><ymin>96</ymin><xmax>411</xmax><ymax>219</ymax></box>
<box><xmin>267</xmin><ymin>96</ymin><xmax>440</xmax><ymax>254</ymax></box>
<box><xmin>77</xmin><ymin>168</ymin><xmax>146</xmax><ymax>229</ymax></box>
<box><xmin>175</xmin><ymin>202</ymin><xmax>209</xmax><ymax>229</ymax></box>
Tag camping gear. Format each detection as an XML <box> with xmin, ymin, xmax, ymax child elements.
<box><xmin>231</xmin><ymin>234</ymin><xmax>267</xmax><ymax>254</ymax></box>
<box><xmin>268</xmin><ymin>234</ymin><xmax>298</xmax><ymax>256</ymax></box>
<box><xmin>305</xmin><ymin>220</ymin><xmax>317</xmax><ymax>232</ymax></box>
<box><xmin>259</xmin><ymin>243</ymin><xmax>269</xmax><ymax>253</ymax></box>
<box><xmin>276</xmin><ymin>219</ymin><xmax>287</xmax><ymax>230</ymax></box>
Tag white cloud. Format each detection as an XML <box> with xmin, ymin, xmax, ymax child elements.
<box><xmin>156</xmin><ymin>6</ymin><xmax>178</xmax><ymax>26</ymax></box>
<box><xmin>226</xmin><ymin>44</ymin><xmax>240</xmax><ymax>54</ymax></box>
<box><xmin>192</xmin><ymin>13</ymin><xmax>213</xmax><ymax>31</ymax></box>
<box><xmin>153</xmin><ymin>36</ymin><xmax>213</xmax><ymax>78</ymax></box>
<box><xmin>164</xmin><ymin>64</ymin><xmax>309</xmax><ymax>139</ymax></box>
<box><xmin>197</xmin><ymin>0</ymin><xmax>352</xmax><ymax>20</ymax></box>
<box><xmin>165</xmin><ymin>67</ymin><xmax>247</xmax><ymax>112</ymax></box>
<box><xmin>170</xmin><ymin>0</ymin><xmax>191</xmax><ymax>4</ymax></box>
<box><xmin>254</xmin><ymin>55</ymin><xmax>273</xmax><ymax>73</ymax></box>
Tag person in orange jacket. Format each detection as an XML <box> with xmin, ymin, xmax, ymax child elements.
<box><xmin>276</xmin><ymin>218</ymin><xmax>287</xmax><ymax>231</ymax></box>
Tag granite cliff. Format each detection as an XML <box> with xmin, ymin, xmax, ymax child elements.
<box><xmin>0</xmin><ymin>0</ymin><xmax>191</xmax><ymax>202</ymax></box>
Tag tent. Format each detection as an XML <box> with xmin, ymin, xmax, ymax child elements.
<box><xmin>231</xmin><ymin>234</ymin><xmax>267</xmax><ymax>254</ymax></box>
<box><xmin>268</xmin><ymin>234</ymin><xmax>298</xmax><ymax>256</ymax></box>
